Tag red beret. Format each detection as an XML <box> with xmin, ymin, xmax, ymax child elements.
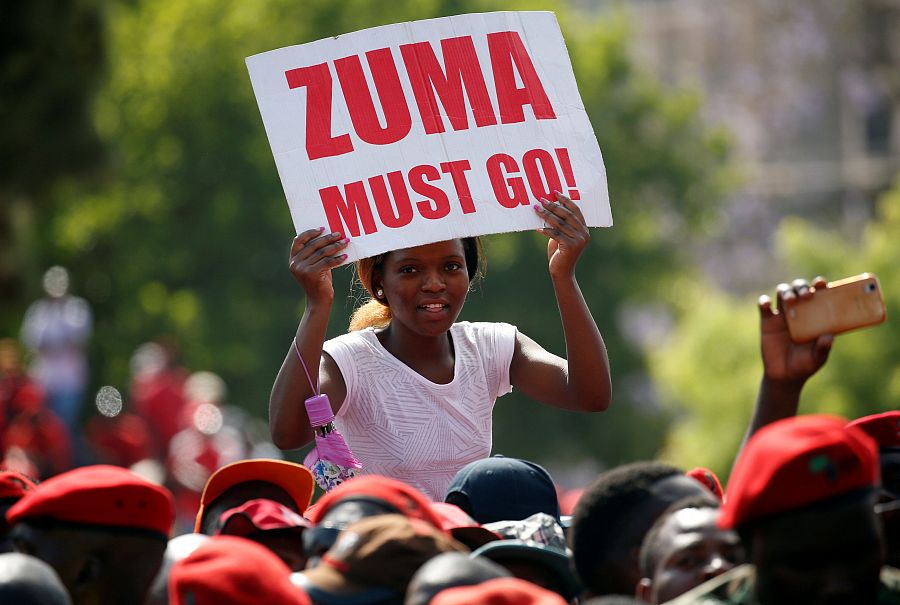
<box><xmin>5</xmin><ymin>464</ymin><xmax>175</xmax><ymax>537</ymax></box>
<box><xmin>720</xmin><ymin>415</ymin><xmax>879</xmax><ymax>529</ymax></box>
<box><xmin>307</xmin><ymin>475</ymin><xmax>445</xmax><ymax>531</ymax></box>
<box><xmin>847</xmin><ymin>411</ymin><xmax>900</xmax><ymax>448</ymax></box>
<box><xmin>431</xmin><ymin>577</ymin><xmax>568</xmax><ymax>605</ymax></box>
<box><xmin>0</xmin><ymin>470</ymin><xmax>37</xmax><ymax>501</ymax></box>
<box><xmin>170</xmin><ymin>535</ymin><xmax>310</xmax><ymax>605</ymax></box>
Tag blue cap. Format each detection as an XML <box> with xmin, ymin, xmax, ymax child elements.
<box><xmin>444</xmin><ymin>456</ymin><xmax>560</xmax><ymax>524</ymax></box>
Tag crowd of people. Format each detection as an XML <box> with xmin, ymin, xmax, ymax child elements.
<box><xmin>1</xmin><ymin>200</ymin><xmax>895</xmax><ymax>602</ymax></box>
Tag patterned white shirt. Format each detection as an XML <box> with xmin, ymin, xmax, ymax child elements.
<box><xmin>323</xmin><ymin>321</ymin><xmax>517</xmax><ymax>500</ymax></box>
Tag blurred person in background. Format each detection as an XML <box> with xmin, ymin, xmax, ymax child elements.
<box><xmin>20</xmin><ymin>266</ymin><xmax>92</xmax><ymax>440</ymax></box>
<box><xmin>130</xmin><ymin>340</ymin><xmax>188</xmax><ymax>459</ymax></box>
<box><xmin>0</xmin><ymin>339</ymin><xmax>72</xmax><ymax>478</ymax></box>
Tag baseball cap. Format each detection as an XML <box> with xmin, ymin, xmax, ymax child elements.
<box><xmin>0</xmin><ymin>470</ymin><xmax>37</xmax><ymax>501</ymax></box>
<box><xmin>195</xmin><ymin>460</ymin><xmax>314</xmax><ymax>532</ymax></box>
<box><xmin>216</xmin><ymin>498</ymin><xmax>312</xmax><ymax>537</ymax></box>
<box><xmin>307</xmin><ymin>475</ymin><xmax>444</xmax><ymax>530</ymax></box>
<box><xmin>6</xmin><ymin>465</ymin><xmax>174</xmax><ymax>538</ymax></box>
<box><xmin>429</xmin><ymin>502</ymin><xmax>500</xmax><ymax>549</ymax></box>
<box><xmin>445</xmin><ymin>456</ymin><xmax>560</xmax><ymax>524</ymax></box>
<box><xmin>170</xmin><ymin>535</ymin><xmax>310</xmax><ymax>605</ymax></box>
<box><xmin>296</xmin><ymin>514</ymin><xmax>466</xmax><ymax>602</ymax></box>
<box><xmin>431</xmin><ymin>577</ymin><xmax>568</xmax><ymax>605</ymax></box>
<box><xmin>720</xmin><ymin>415</ymin><xmax>879</xmax><ymax>529</ymax></box>
<box><xmin>686</xmin><ymin>467</ymin><xmax>724</xmax><ymax>501</ymax></box>
<box><xmin>470</xmin><ymin>540</ymin><xmax>582</xmax><ymax>601</ymax></box>
<box><xmin>847</xmin><ymin>411</ymin><xmax>900</xmax><ymax>448</ymax></box>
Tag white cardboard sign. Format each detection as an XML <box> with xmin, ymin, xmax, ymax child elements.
<box><xmin>247</xmin><ymin>11</ymin><xmax>611</xmax><ymax>262</ymax></box>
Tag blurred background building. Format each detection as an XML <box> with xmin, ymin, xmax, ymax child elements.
<box><xmin>620</xmin><ymin>0</ymin><xmax>900</xmax><ymax>288</ymax></box>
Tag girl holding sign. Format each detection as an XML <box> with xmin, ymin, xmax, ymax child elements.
<box><xmin>269</xmin><ymin>192</ymin><xmax>611</xmax><ymax>500</ymax></box>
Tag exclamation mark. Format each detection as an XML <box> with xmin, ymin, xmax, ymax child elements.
<box><xmin>554</xmin><ymin>148</ymin><xmax>580</xmax><ymax>200</ymax></box>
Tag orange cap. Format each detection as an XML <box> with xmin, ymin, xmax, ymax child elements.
<box><xmin>194</xmin><ymin>459</ymin><xmax>314</xmax><ymax>532</ymax></box>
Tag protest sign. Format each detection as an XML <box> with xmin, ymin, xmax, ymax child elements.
<box><xmin>247</xmin><ymin>11</ymin><xmax>611</xmax><ymax>263</ymax></box>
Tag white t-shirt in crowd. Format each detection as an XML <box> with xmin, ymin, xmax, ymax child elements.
<box><xmin>322</xmin><ymin>321</ymin><xmax>517</xmax><ymax>500</ymax></box>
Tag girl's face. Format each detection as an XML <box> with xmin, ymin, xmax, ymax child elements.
<box><xmin>376</xmin><ymin>239</ymin><xmax>470</xmax><ymax>337</ymax></box>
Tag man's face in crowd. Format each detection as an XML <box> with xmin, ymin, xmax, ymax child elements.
<box><xmin>10</xmin><ymin>523</ymin><xmax>83</xmax><ymax>592</ymax></box>
<box><xmin>594</xmin><ymin>474</ymin><xmax>713</xmax><ymax>597</ymax></box>
<box><xmin>640</xmin><ymin>507</ymin><xmax>744</xmax><ymax>604</ymax></box>
<box><xmin>750</xmin><ymin>491</ymin><xmax>883</xmax><ymax>605</ymax></box>
<box><xmin>877</xmin><ymin>447</ymin><xmax>900</xmax><ymax>567</ymax></box>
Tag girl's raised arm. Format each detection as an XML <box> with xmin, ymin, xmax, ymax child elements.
<box><xmin>509</xmin><ymin>193</ymin><xmax>612</xmax><ymax>412</ymax></box>
<box><xmin>269</xmin><ymin>228</ymin><xmax>349</xmax><ymax>449</ymax></box>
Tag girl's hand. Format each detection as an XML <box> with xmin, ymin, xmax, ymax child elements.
<box><xmin>289</xmin><ymin>228</ymin><xmax>349</xmax><ymax>303</ymax></box>
<box><xmin>534</xmin><ymin>192</ymin><xmax>589</xmax><ymax>279</ymax></box>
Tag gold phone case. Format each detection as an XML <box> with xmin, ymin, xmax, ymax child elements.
<box><xmin>784</xmin><ymin>273</ymin><xmax>887</xmax><ymax>344</ymax></box>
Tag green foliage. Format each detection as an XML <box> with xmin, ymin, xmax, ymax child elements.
<box><xmin>651</xmin><ymin>180</ymin><xmax>900</xmax><ymax>478</ymax></box>
<box><xmin>13</xmin><ymin>1</ymin><xmax>732</xmax><ymax>469</ymax></box>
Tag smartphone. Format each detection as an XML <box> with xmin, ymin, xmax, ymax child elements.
<box><xmin>784</xmin><ymin>273</ymin><xmax>887</xmax><ymax>344</ymax></box>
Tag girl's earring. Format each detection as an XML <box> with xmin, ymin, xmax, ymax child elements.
<box><xmin>376</xmin><ymin>288</ymin><xmax>384</xmax><ymax>298</ymax></box>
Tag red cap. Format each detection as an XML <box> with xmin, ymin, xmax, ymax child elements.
<box><xmin>720</xmin><ymin>415</ymin><xmax>879</xmax><ymax>529</ymax></box>
<box><xmin>847</xmin><ymin>411</ymin><xmax>900</xmax><ymax>448</ymax></box>
<box><xmin>170</xmin><ymin>535</ymin><xmax>310</xmax><ymax>605</ymax></box>
<box><xmin>429</xmin><ymin>502</ymin><xmax>500</xmax><ymax>549</ymax></box>
<box><xmin>307</xmin><ymin>475</ymin><xmax>444</xmax><ymax>531</ymax></box>
<box><xmin>686</xmin><ymin>467</ymin><xmax>724</xmax><ymax>501</ymax></box>
<box><xmin>431</xmin><ymin>577</ymin><xmax>568</xmax><ymax>605</ymax></box>
<box><xmin>6</xmin><ymin>465</ymin><xmax>174</xmax><ymax>537</ymax></box>
<box><xmin>195</xmin><ymin>459</ymin><xmax>314</xmax><ymax>532</ymax></box>
<box><xmin>0</xmin><ymin>470</ymin><xmax>37</xmax><ymax>501</ymax></box>
<box><xmin>216</xmin><ymin>498</ymin><xmax>312</xmax><ymax>537</ymax></box>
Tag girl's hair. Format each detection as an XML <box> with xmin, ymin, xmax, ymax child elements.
<box><xmin>348</xmin><ymin>237</ymin><xmax>484</xmax><ymax>332</ymax></box>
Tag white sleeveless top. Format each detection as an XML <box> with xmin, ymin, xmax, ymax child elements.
<box><xmin>322</xmin><ymin>321</ymin><xmax>517</xmax><ymax>500</ymax></box>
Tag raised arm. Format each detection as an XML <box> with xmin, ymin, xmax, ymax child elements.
<box><xmin>741</xmin><ymin>277</ymin><xmax>834</xmax><ymax>449</ymax></box>
<box><xmin>269</xmin><ymin>228</ymin><xmax>349</xmax><ymax>449</ymax></box>
<box><xmin>509</xmin><ymin>193</ymin><xmax>612</xmax><ymax>413</ymax></box>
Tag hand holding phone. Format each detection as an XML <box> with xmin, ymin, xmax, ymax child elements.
<box><xmin>784</xmin><ymin>273</ymin><xmax>887</xmax><ymax>344</ymax></box>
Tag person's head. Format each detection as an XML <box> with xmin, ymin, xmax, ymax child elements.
<box><xmin>0</xmin><ymin>552</ymin><xmax>71</xmax><ymax>605</ymax></box>
<box><xmin>721</xmin><ymin>414</ymin><xmax>883</xmax><ymax>605</ymax></box>
<box><xmin>429</xmin><ymin>577</ymin><xmax>568</xmax><ymax>605</ymax></box>
<box><xmin>296</xmin><ymin>514</ymin><xmax>466</xmax><ymax>605</ymax></box>
<box><xmin>637</xmin><ymin>497</ymin><xmax>743</xmax><ymax>604</ymax></box>
<box><xmin>349</xmin><ymin>237</ymin><xmax>483</xmax><ymax>332</ymax></box>
<box><xmin>144</xmin><ymin>534</ymin><xmax>209</xmax><ymax>605</ymax></box>
<box><xmin>471</xmin><ymin>540</ymin><xmax>582</xmax><ymax>602</ymax></box>
<box><xmin>405</xmin><ymin>552</ymin><xmax>510</xmax><ymax>605</ymax></box>
<box><xmin>0</xmin><ymin>470</ymin><xmax>38</xmax><ymax>553</ymax></box>
<box><xmin>5</xmin><ymin>465</ymin><xmax>174</xmax><ymax>605</ymax></box>
<box><xmin>169</xmin><ymin>535</ymin><xmax>309</xmax><ymax>605</ymax></box>
<box><xmin>194</xmin><ymin>459</ymin><xmax>314</xmax><ymax>534</ymax></box>
<box><xmin>42</xmin><ymin>266</ymin><xmax>70</xmax><ymax>298</ymax></box>
<box><xmin>216</xmin><ymin>498</ymin><xmax>312</xmax><ymax>572</ymax></box>
<box><xmin>444</xmin><ymin>456</ymin><xmax>560</xmax><ymax>524</ymax></box>
<box><xmin>848</xmin><ymin>411</ymin><xmax>900</xmax><ymax>567</ymax></box>
<box><xmin>569</xmin><ymin>461</ymin><xmax>713</xmax><ymax>597</ymax></box>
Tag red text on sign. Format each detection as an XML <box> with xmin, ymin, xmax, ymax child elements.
<box><xmin>286</xmin><ymin>31</ymin><xmax>556</xmax><ymax>160</ymax></box>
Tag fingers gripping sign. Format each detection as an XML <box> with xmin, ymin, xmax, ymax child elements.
<box><xmin>290</xmin><ymin>227</ymin><xmax>350</xmax><ymax>302</ymax></box>
<box><xmin>533</xmin><ymin>191</ymin><xmax>589</xmax><ymax>278</ymax></box>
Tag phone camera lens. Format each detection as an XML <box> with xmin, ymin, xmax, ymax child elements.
<box><xmin>865</xmin><ymin>283</ymin><xmax>877</xmax><ymax>293</ymax></box>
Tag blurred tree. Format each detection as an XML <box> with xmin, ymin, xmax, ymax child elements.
<box><xmin>22</xmin><ymin>0</ymin><xmax>731</xmax><ymax>470</ymax></box>
<box><xmin>651</xmin><ymin>179</ymin><xmax>900</xmax><ymax>479</ymax></box>
<box><xmin>0</xmin><ymin>0</ymin><xmax>105</xmax><ymax>333</ymax></box>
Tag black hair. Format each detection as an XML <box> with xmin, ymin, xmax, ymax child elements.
<box><xmin>569</xmin><ymin>461</ymin><xmax>683</xmax><ymax>595</ymax></box>
<box><xmin>638</xmin><ymin>496</ymin><xmax>721</xmax><ymax>578</ymax></box>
